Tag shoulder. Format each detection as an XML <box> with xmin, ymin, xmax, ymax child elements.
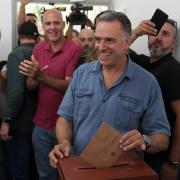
<box><xmin>73</xmin><ymin>61</ymin><xmax>98</xmax><ymax>79</ymax></box>
<box><xmin>129</xmin><ymin>52</ymin><xmax>150</xmax><ymax>67</ymax></box>
<box><xmin>131</xmin><ymin>59</ymin><xmax>155</xmax><ymax>81</ymax></box>
<box><xmin>33</xmin><ymin>40</ymin><xmax>47</xmax><ymax>50</ymax></box>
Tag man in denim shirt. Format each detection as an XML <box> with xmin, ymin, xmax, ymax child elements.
<box><xmin>49</xmin><ymin>11</ymin><xmax>170</xmax><ymax>168</ymax></box>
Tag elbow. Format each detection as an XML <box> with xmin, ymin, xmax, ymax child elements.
<box><xmin>156</xmin><ymin>134</ymin><xmax>169</xmax><ymax>152</ymax></box>
<box><xmin>161</xmin><ymin>136</ymin><xmax>169</xmax><ymax>151</ymax></box>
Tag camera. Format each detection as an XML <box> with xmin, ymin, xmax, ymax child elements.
<box><xmin>66</xmin><ymin>2</ymin><xmax>93</xmax><ymax>26</ymax></box>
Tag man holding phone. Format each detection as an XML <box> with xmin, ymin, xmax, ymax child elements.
<box><xmin>130</xmin><ymin>18</ymin><xmax>180</xmax><ymax>180</ymax></box>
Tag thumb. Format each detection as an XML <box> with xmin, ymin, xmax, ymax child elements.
<box><xmin>31</xmin><ymin>55</ymin><xmax>37</xmax><ymax>63</ymax></box>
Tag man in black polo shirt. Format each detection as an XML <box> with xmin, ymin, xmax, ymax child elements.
<box><xmin>130</xmin><ymin>19</ymin><xmax>180</xmax><ymax>180</ymax></box>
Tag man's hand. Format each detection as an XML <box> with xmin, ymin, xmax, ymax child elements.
<box><xmin>19</xmin><ymin>55</ymin><xmax>46</xmax><ymax>81</ymax></box>
<box><xmin>0</xmin><ymin>122</ymin><xmax>11</xmax><ymax>141</ymax></box>
<box><xmin>119</xmin><ymin>130</ymin><xmax>146</xmax><ymax>151</ymax></box>
<box><xmin>133</xmin><ymin>20</ymin><xmax>157</xmax><ymax>37</ymax></box>
<box><xmin>20</xmin><ymin>0</ymin><xmax>31</xmax><ymax>6</ymax></box>
<box><xmin>49</xmin><ymin>141</ymin><xmax>71</xmax><ymax>168</ymax></box>
<box><xmin>160</xmin><ymin>161</ymin><xmax>179</xmax><ymax>180</ymax></box>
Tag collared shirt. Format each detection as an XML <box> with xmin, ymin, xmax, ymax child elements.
<box><xmin>58</xmin><ymin>58</ymin><xmax>170</xmax><ymax>156</ymax></box>
<box><xmin>33</xmin><ymin>39</ymin><xmax>82</xmax><ymax>130</ymax></box>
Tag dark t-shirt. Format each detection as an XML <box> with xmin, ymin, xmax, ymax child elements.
<box><xmin>130</xmin><ymin>52</ymin><xmax>180</xmax><ymax>161</ymax></box>
<box><xmin>6</xmin><ymin>43</ymin><xmax>38</xmax><ymax>134</ymax></box>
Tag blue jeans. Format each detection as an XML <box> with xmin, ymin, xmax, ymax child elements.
<box><xmin>32</xmin><ymin>126</ymin><xmax>58</xmax><ymax>180</ymax></box>
<box><xmin>11</xmin><ymin>130</ymin><xmax>38</xmax><ymax>180</ymax></box>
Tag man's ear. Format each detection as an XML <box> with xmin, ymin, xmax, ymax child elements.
<box><xmin>125</xmin><ymin>36</ymin><xmax>131</xmax><ymax>49</ymax></box>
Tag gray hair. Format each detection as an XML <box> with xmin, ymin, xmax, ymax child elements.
<box><xmin>95</xmin><ymin>11</ymin><xmax>132</xmax><ymax>37</ymax></box>
<box><xmin>166</xmin><ymin>19</ymin><xmax>178</xmax><ymax>38</ymax></box>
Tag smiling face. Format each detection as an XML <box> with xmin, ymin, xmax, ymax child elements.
<box><xmin>42</xmin><ymin>10</ymin><xmax>64</xmax><ymax>43</ymax></box>
<box><xmin>95</xmin><ymin>20</ymin><xmax>130</xmax><ymax>68</ymax></box>
<box><xmin>148</xmin><ymin>22</ymin><xmax>176</xmax><ymax>59</ymax></box>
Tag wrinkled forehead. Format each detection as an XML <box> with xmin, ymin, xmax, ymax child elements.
<box><xmin>161</xmin><ymin>22</ymin><xmax>177</xmax><ymax>35</ymax></box>
<box><xmin>42</xmin><ymin>9</ymin><xmax>63</xmax><ymax>22</ymax></box>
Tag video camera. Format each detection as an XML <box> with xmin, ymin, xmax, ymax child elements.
<box><xmin>66</xmin><ymin>2</ymin><xmax>93</xmax><ymax>26</ymax></box>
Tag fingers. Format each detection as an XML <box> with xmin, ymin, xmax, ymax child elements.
<box><xmin>31</xmin><ymin>55</ymin><xmax>37</xmax><ymax>63</ymax></box>
<box><xmin>136</xmin><ymin>20</ymin><xmax>157</xmax><ymax>36</ymax></box>
<box><xmin>19</xmin><ymin>60</ymin><xmax>31</xmax><ymax>75</ymax></box>
<box><xmin>0</xmin><ymin>123</ymin><xmax>12</xmax><ymax>141</ymax></box>
<box><xmin>0</xmin><ymin>134</ymin><xmax>12</xmax><ymax>141</ymax></box>
<box><xmin>49</xmin><ymin>147</ymin><xmax>61</xmax><ymax>169</ymax></box>
<box><xmin>49</xmin><ymin>143</ymin><xmax>71</xmax><ymax>169</ymax></box>
<box><xmin>119</xmin><ymin>130</ymin><xmax>146</xmax><ymax>151</ymax></box>
<box><xmin>142</xmin><ymin>20</ymin><xmax>157</xmax><ymax>35</ymax></box>
<box><xmin>19</xmin><ymin>60</ymin><xmax>39</xmax><ymax>78</ymax></box>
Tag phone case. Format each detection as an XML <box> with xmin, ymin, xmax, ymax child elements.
<box><xmin>151</xmin><ymin>8</ymin><xmax>168</xmax><ymax>34</ymax></box>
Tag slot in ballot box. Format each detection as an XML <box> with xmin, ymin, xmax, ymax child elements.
<box><xmin>58</xmin><ymin>151</ymin><xmax>158</xmax><ymax>180</ymax></box>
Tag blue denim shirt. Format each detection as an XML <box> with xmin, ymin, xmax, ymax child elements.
<box><xmin>58</xmin><ymin>58</ymin><xmax>170</xmax><ymax>156</ymax></box>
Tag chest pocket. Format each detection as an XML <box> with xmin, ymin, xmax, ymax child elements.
<box><xmin>115</xmin><ymin>96</ymin><xmax>144</xmax><ymax>131</ymax></box>
<box><xmin>74</xmin><ymin>89</ymin><xmax>94</xmax><ymax>121</ymax></box>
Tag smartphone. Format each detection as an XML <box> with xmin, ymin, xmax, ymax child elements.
<box><xmin>150</xmin><ymin>8</ymin><xmax>168</xmax><ymax>34</ymax></box>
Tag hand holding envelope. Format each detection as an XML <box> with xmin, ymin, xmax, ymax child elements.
<box><xmin>80</xmin><ymin>122</ymin><xmax>124</xmax><ymax>168</ymax></box>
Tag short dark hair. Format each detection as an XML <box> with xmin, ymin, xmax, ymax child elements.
<box><xmin>95</xmin><ymin>11</ymin><xmax>132</xmax><ymax>37</ymax></box>
<box><xmin>18</xmin><ymin>21</ymin><xmax>39</xmax><ymax>40</ymax></box>
<box><xmin>26</xmin><ymin>13</ymin><xmax>37</xmax><ymax>19</ymax></box>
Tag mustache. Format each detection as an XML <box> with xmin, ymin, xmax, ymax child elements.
<box><xmin>150</xmin><ymin>39</ymin><xmax>162</xmax><ymax>47</ymax></box>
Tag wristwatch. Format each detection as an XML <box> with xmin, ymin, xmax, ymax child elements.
<box><xmin>167</xmin><ymin>159</ymin><xmax>180</xmax><ymax>169</ymax></box>
<box><xmin>143</xmin><ymin>135</ymin><xmax>151</xmax><ymax>150</ymax></box>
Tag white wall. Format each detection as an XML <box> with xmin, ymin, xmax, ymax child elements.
<box><xmin>0</xmin><ymin>0</ymin><xmax>16</xmax><ymax>61</ymax></box>
<box><xmin>111</xmin><ymin>0</ymin><xmax>180</xmax><ymax>60</ymax></box>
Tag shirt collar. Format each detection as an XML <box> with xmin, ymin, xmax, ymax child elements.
<box><xmin>44</xmin><ymin>38</ymin><xmax>68</xmax><ymax>54</ymax></box>
<box><xmin>91</xmin><ymin>56</ymin><xmax>134</xmax><ymax>80</ymax></box>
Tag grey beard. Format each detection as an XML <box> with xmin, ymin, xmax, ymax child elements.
<box><xmin>149</xmin><ymin>46</ymin><xmax>172</xmax><ymax>59</ymax></box>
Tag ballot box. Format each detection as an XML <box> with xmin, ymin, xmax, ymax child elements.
<box><xmin>58</xmin><ymin>151</ymin><xmax>158</xmax><ymax>180</ymax></box>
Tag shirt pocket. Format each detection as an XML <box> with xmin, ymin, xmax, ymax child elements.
<box><xmin>115</xmin><ymin>96</ymin><xmax>144</xmax><ymax>131</ymax></box>
<box><xmin>74</xmin><ymin>89</ymin><xmax>94</xmax><ymax>122</ymax></box>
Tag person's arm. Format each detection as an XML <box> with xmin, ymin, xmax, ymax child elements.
<box><xmin>26</xmin><ymin>77</ymin><xmax>39</xmax><ymax>90</ymax></box>
<box><xmin>19</xmin><ymin>59</ymin><xmax>70</xmax><ymax>93</ymax></box>
<box><xmin>130</xmin><ymin>20</ymin><xmax>157</xmax><ymax>45</ymax></box>
<box><xmin>86</xmin><ymin>17</ymin><xmax>94</xmax><ymax>29</ymax></box>
<box><xmin>0</xmin><ymin>53</ymin><xmax>25</xmax><ymax>140</ymax></box>
<box><xmin>37</xmin><ymin>72</ymin><xmax>70</xmax><ymax>93</ymax></box>
<box><xmin>119</xmin><ymin>130</ymin><xmax>169</xmax><ymax>153</ymax></box>
<box><xmin>161</xmin><ymin>100</ymin><xmax>180</xmax><ymax>179</ymax></box>
<box><xmin>18</xmin><ymin>0</ymin><xmax>31</xmax><ymax>26</ymax></box>
<box><xmin>49</xmin><ymin>117</ymin><xmax>72</xmax><ymax>168</ymax></box>
<box><xmin>168</xmin><ymin>100</ymin><xmax>180</xmax><ymax>161</ymax></box>
<box><xmin>65</xmin><ymin>23</ymin><xmax>73</xmax><ymax>40</ymax></box>
<box><xmin>0</xmin><ymin>73</ymin><xmax>5</xmax><ymax>93</ymax></box>
<box><xmin>56</xmin><ymin>117</ymin><xmax>72</xmax><ymax>147</ymax></box>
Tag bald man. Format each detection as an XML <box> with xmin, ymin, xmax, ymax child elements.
<box><xmin>78</xmin><ymin>28</ymin><xmax>97</xmax><ymax>65</ymax></box>
<box><xmin>19</xmin><ymin>9</ymin><xmax>82</xmax><ymax>180</ymax></box>
<box><xmin>79</xmin><ymin>28</ymin><xmax>95</xmax><ymax>49</ymax></box>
